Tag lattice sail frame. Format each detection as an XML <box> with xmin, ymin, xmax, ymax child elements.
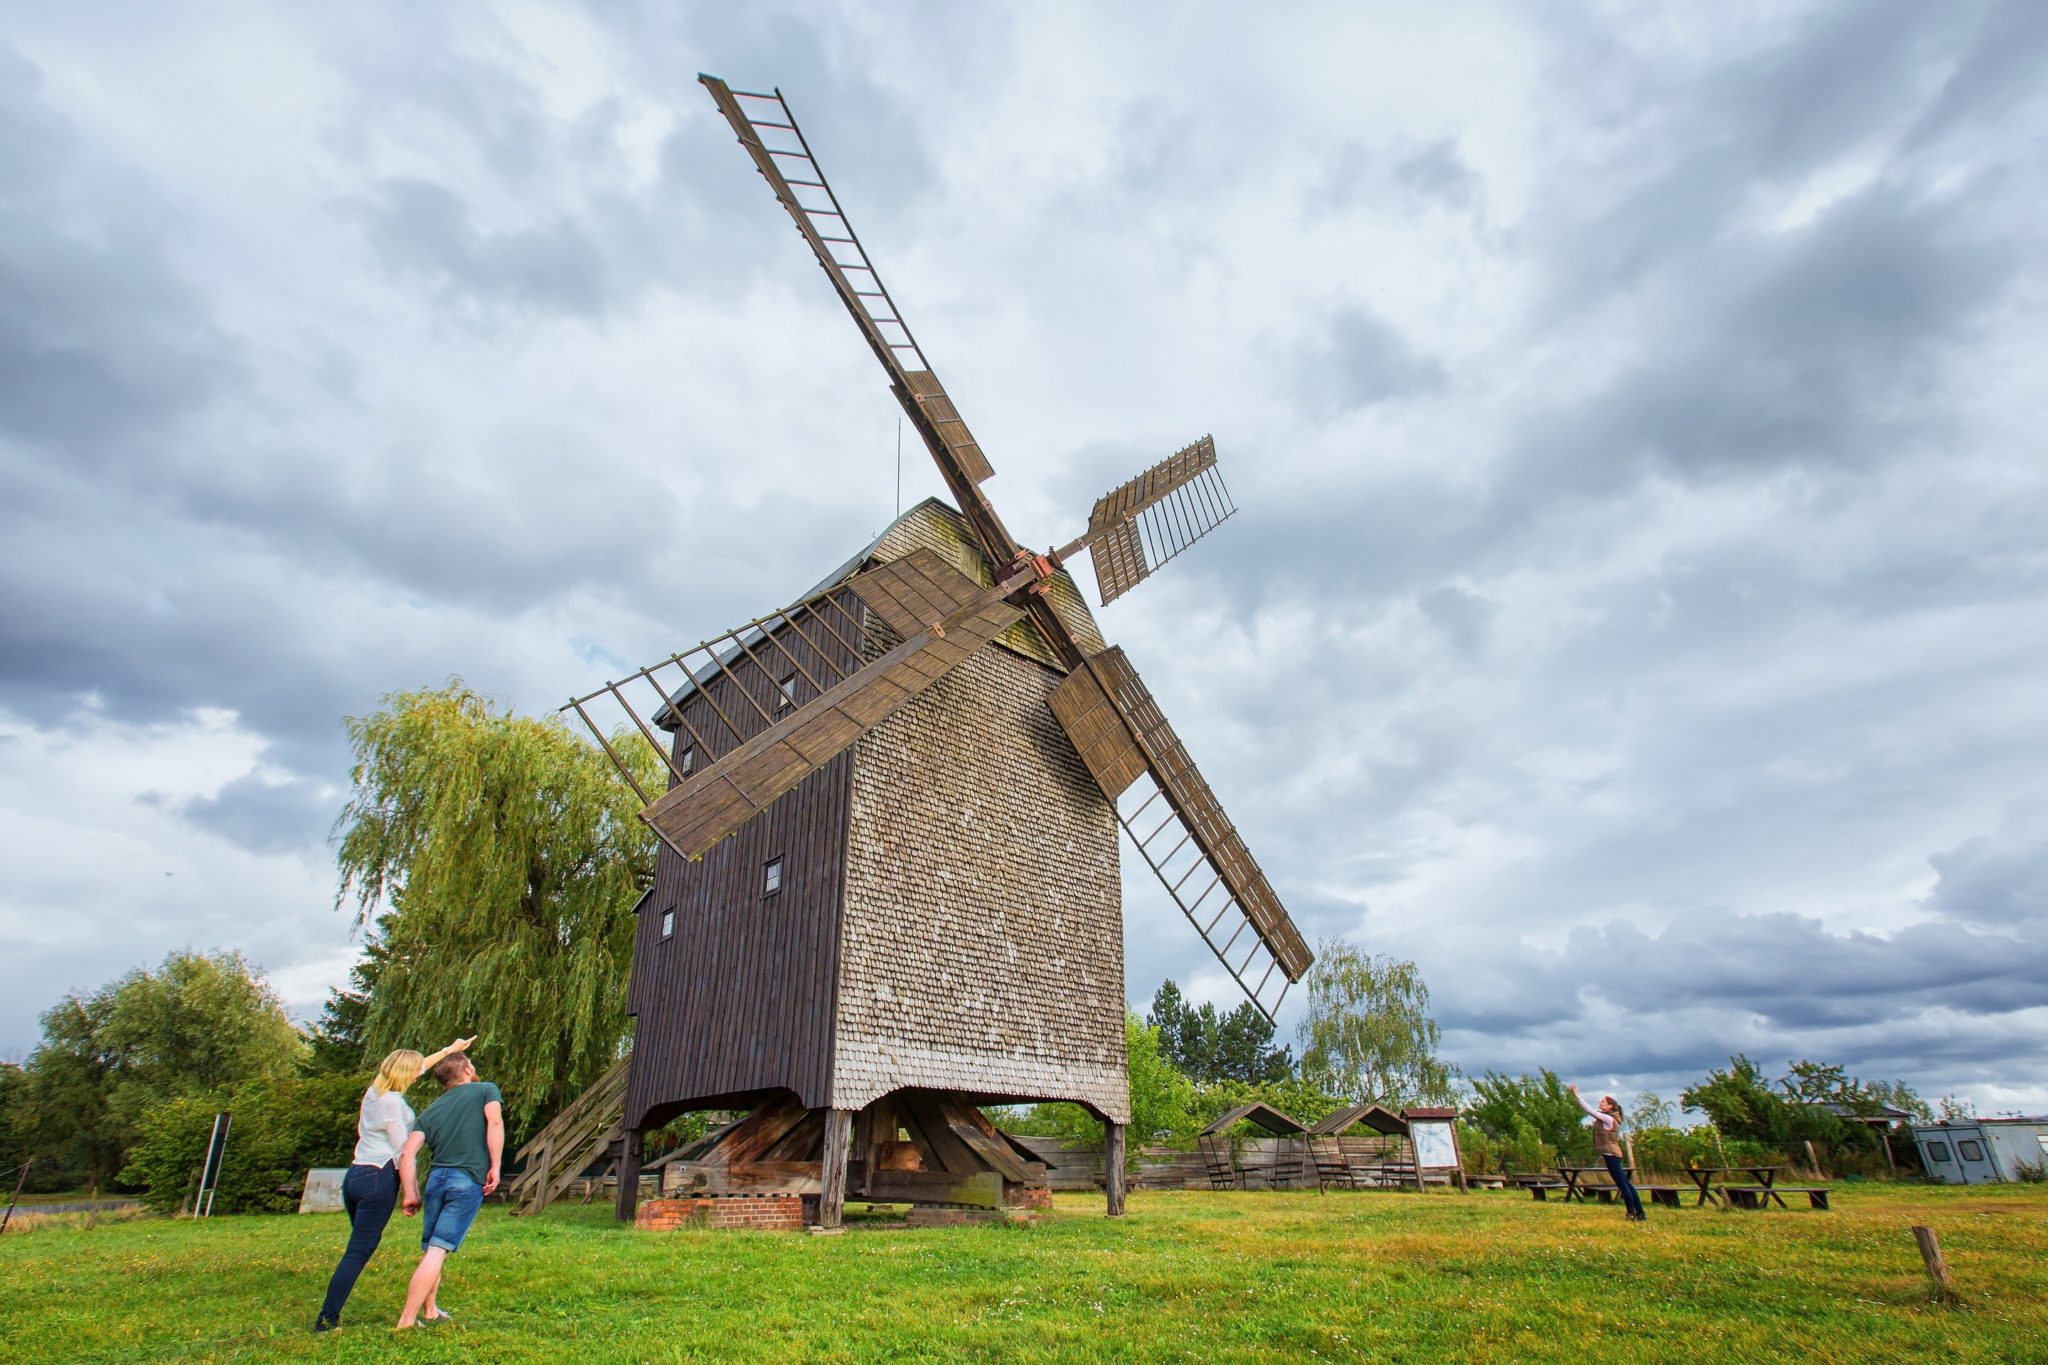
<box><xmin>699</xmin><ymin>76</ymin><xmax>997</xmax><ymax>490</ymax></box>
<box><xmin>1084</xmin><ymin>436</ymin><xmax>1237</xmax><ymax>607</ymax></box>
<box><xmin>1049</xmin><ymin>647</ymin><xmax>1311</xmax><ymax>1020</ymax></box>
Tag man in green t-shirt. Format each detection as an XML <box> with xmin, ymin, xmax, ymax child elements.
<box><xmin>394</xmin><ymin>1054</ymin><xmax>504</xmax><ymax>1329</ymax></box>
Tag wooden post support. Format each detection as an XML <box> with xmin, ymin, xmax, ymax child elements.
<box><xmin>2</xmin><ymin>1156</ymin><xmax>32</xmax><ymax>1235</ymax></box>
<box><xmin>1912</xmin><ymin>1226</ymin><xmax>1956</xmax><ymax>1297</ymax></box>
<box><xmin>1105</xmin><ymin>1121</ymin><xmax>1127</xmax><ymax>1217</ymax></box>
<box><xmin>1881</xmin><ymin>1128</ymin><xmax>1896</xmax><ymax>1172</ymax></box>
<box><xmin>614</xmin><ymin>1125</ymin><xmax>644</xmax><ymax>1222</ymax></box>
<box><xmin>818</xmin><ymin>1108</ymin><xmax>853</xmax><ymax>1230</ymax></box>
<box><xmin>1803</xmin><ymin>1138</ymin><xmax>1825</xmax><ymax>1180</ymax></box>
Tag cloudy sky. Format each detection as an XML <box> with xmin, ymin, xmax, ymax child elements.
<box><xmin>4</xmin><ymin>2</ymin><xmax>2044</xmax><ymax>1113</ymax></box>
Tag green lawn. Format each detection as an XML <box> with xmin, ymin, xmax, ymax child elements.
<box><xmin>2</xmin><ymin>1184</ymin><xmax>2041</xmax><ymax>1363</ymax></box>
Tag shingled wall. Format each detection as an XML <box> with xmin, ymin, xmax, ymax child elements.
<box><xmin>833</xmin><ymin>639</ymin><xmax>1129</xmax><ymax>1123</ymax></box>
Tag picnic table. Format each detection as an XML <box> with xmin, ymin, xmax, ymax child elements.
<box><xmin>1554</xmin><ymin>1165</ymin><xmax>1631</xmax><ymax>1203</ymax></box>
<box><xmin>1684</xmin><ymin>1165</ymin><xmax>1787</xmax><ymax>1208</ymax></box>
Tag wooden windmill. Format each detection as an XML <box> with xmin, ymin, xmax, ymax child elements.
<box><xmin>564</xmin><ymin>75</ymin><xmax>1313</xmax><ymax>1228</ymax></box>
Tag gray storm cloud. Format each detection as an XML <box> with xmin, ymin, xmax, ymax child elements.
<box><xmin>1</xmin><ymin>4</ymin><xmax>2043</xmax><ymax>1112</ymax></box>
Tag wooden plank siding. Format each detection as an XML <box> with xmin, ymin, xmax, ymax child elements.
<box><xmin>622</xmin><ymin>590</ymin><xmax>868</xmax><ymax>1129</ymax></box>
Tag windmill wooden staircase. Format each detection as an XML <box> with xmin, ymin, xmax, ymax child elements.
<box><xmin>504</xmin><ymin>1055</ymin><xmax>630</xmax><ymax>1216</ymax></box>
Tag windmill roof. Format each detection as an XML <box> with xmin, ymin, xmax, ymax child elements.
<box><xmin>832</xmin><ymin>497</ymin><xmax>1107</xmax><ymax>665</ymax></box>
<box><xmin>660</xmin><ymin>498</ymin><xmax>1104</xmax><ymax>720</ymax></box>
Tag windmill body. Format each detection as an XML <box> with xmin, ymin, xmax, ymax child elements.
<box><xmin>626</xmin><ymin>501</ymin><xmax>1130</xmax><ymax>1140</ymax></box>
<box><xmin>568</xmin><ymin>76</ymin><xmax>1314</xmax><ymax>1227</ymax></box>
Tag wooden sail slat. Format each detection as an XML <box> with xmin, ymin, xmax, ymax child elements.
<box><xmin>1081</xmin><ymin>438</ymin><xmax>1234</xmax><ymax>606</ymax></box>
<box><xmin>643</xmin><ymin>581</ymin><xmax>1025</xmax><ymax>860</ymax></box>
<box><xmin>1050</xmin><ymin>647</ymin><xmax>1312</xmax><ymax>985</ymax></box>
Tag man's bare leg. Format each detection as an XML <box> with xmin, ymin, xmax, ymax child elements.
<box><xmin>395</xmin><ymin>1248</ymin><xmax>447</xmax><ymax>1328</ymax></box>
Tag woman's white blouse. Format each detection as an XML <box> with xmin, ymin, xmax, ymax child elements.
<box><xmin>352</xmin><ymin>1086</ymin><xmax>414</xmax><ymax>1167</ymax></box>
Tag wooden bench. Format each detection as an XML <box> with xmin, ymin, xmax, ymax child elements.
<box><xmin>1724</xmin><ymin>1185</ymin><xmax>1830</xmax><ymax>1210</ymax></box>
<box><xmin>1527</xmin><ymin>1182</ymin><xmax>1568</xmax><ymax>1200</ymax></box>
<box><xmin>1638</xmin><ymin>1184</ymin><xmax>1683</xmax><ymax>1209</ymax></box>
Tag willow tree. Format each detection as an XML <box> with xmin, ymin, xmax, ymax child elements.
<box><xmin>335</xmin><ymin>681</ymin><xmax>660</xmax><ymax>1126</ymax></box>
<box><xmin>1296</xmin><ymin>940</ymin><xmax>1456</xmax><ymax>1107</ymax></box>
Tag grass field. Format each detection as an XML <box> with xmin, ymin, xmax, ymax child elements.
<box><xmin>2</xmin><ymin>1183</ymin><xmax>2042</xmax><ymax>1363</ymax></box>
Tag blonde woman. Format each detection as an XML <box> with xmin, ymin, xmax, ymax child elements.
<box><xmin>314</xmin><ymin>1037</ymin><xmax>473</xmax><ymax>1333</ymax></box>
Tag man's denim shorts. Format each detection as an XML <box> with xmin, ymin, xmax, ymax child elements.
<box><xmin>420</xmin><ymin>1166</ymin><xmax>484</xmax><ymax>1254</ymax></box>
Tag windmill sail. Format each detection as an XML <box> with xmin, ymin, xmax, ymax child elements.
<box><xmin>1079</xmin><ymin>436</ymin><xmax>1236</xmax><ymax>606</ymax></box>
<box><xmin>699</xmin><ymin>75</ymin><xmax>1007</xmax><ymax>558</ymax></box>
<box><xmin>566</xmin><ymin>549</ymin><xmax>1020</xmax><ymax>860</ymax></box>
<box><xmin>1049</xmin><ymin>646</ymin><xmax>1310</xmax><ymax>1020</ymax></box>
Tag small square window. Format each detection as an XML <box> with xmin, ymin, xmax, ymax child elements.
<box><xmin>1928</xmin><ymin>1141</ymin><xmax>1952</xmax><ymax>1163</ymax></box>
<box><xmin>660</xmin><ymin>908</ymin><xmax>675</xmax><ymax>939</ymax></box>
<box><xmin>1957</xmin><ymin>1139</ymin><xmax>1985</xmax><ymax>1162</ymax></box>
<box><xmin>776</xmin><ymin>674</ymin><xmax>798</xmax><ymax>710</ymax></box>
<box><xmin>763</xmin><ymin>856</ymin><xmax>784</xmax><ymax>896</ymax></box>
<box><xmin>679</xmin><ymin>746</ymin><xmax>694</xmax><ymax>777</ymax></box>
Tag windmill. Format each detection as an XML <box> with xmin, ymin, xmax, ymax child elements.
<box><xmin>564</xmin><ymin>75</ymin><xmax>1313</xmax><ymax>1229</ymax></box>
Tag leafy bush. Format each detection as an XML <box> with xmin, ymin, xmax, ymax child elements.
<box><xmin>1494</xmin><ymin>1117</ymin><xmax>1561</xmax><ymax>1175</ymax></box>
<box><xmin>1455</xmin><ymin>1121</ymin><xmax>1498</xmax><ymax>1174</ymax></box>
<box><xmin>1682</xmin><ymin>1054</ymin><xmax>1910</xmax><ymax>1170</ymax></box>
<box><xmin>1466</xmin><ymin>1071</ymin><xmax>1592</xmax><ymax>1164</ymax></box>
<box><xmin>123</xmin><ymin>1073</ymin><xmax>363</xmax><ymax>1215</ymax></box>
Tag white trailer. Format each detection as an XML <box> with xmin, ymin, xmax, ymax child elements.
<box><xmin>1912</xmin><ymin>1117</ymin><xmax>2048</xmax><ymax>1184</ymax></box>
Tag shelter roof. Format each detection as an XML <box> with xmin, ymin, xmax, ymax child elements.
<box><xmin>1309</xmin><ymin>1103</ymin><xmax>1407</xmax><ymax>1137</ymax></box>
<box><xmin>1200</xmin><ymin>1102</ymin><xmax>1307</xmax><ymax>1137</ymax></box>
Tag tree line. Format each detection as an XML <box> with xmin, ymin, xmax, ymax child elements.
<box><xmin>1007</xmin><ymin>940</ymin><xmax>1459</xmax><ymax>1150</ymax></box>
<box><xmin>2</xmin><ymin>682</ymin><xmax>656</xmax><ymax>1212</ymax></box>
<box><xmin>0</xmin><ymin>681</ymin><xmax>1957</xmax><ymax>1209</ymax></box>
<box><xmin>1455</xmin><ymin>1057</ymin><xmax>1937</xmax><ymax>1178</ymax></box>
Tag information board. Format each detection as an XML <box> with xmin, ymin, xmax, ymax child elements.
<box><xmin>1411</xmin><ymin>1119</ymin><xmax>1459</xmax><ymax>1170</ymax></box>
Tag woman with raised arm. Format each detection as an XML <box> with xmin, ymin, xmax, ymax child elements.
<box><xmin>1569</xmin><ymin>1082</ymin><xmax>1645</xmax><ymax>1221</ymax></box>
<box><xmin>314</xmin><ymin>1035</ymin><xmax>474</xmax><ymax>1332</ymax></box>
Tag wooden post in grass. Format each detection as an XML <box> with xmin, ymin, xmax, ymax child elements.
<box><xmin>817</xmin><ymin>1109</ymin><xmax>852</xmax><ymax>1230</ymax></box>
<box><xmin>613</xmin><ymin>1125</ymin><xmax>643</xmax><ymax>1223</ymax></box>
<box><xmin>1912</xmin><ymin>1226</ymin><xmax>1956</xmax><ymax>1300</ymax></box>
<box><xmin>1</xmin><ymin>1157</ymin><xmax>31</xmax><ymax>1235</ymax></box>
<box><xmin>1105</xmin><ymin>1122</ymin><xmax>1127</xmax><ymax>1217</ymax></box>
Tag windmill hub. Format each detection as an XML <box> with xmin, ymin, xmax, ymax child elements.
<box><xmin>1007</xmin><ymin>548</ymin><xmax>1061</xmax><ymax>599</ymax></box>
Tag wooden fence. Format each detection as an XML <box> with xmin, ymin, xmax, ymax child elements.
<box><xmin>1008</xmin><ymin>1134</ymin><xmax>1427</xmax><ymax>1191</ymax></box>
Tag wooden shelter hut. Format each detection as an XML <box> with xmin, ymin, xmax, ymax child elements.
<box><xmin>1309</xmin><ymin>1104</ymin><xmax>1418</xmax><ymax>1189</ymax></box>
<box><xmin>1198</xmin><ymin>1103</ymin><xmax>1310</xmax><ymax>1190</ymax></box>
<box><xmin>1818</xmin><ymin>1101</ymin><xmax>1912</xmax><ymax>1171</ymax></box>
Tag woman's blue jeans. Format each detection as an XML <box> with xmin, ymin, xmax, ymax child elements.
<box><xmin>1602</xmin><ymin>1152</ymin><xmax>1645</xmax><ymax>1218</ymax></box>
<box><xmin>317</xmin><ymin>1162</ymin><xmax>399</xmax><ymax>1325</ymax></box>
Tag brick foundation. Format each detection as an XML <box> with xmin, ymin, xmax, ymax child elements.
<box><xmin>635</xmin><ymin>1196</ymin><xmax>805</xmax><ymax>1232</ymax></box>
<box><xmin>1004</xmin><ymin>1184</ymin><xmax>1054</xmax><ymax>1210</ymax></box>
